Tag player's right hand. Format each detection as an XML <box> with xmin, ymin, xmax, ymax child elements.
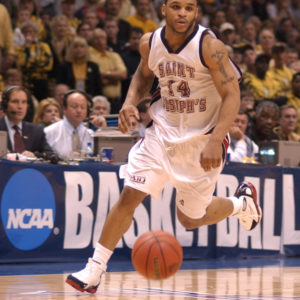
<box><xmin>118</xmin><ymin>104</ymin><xmax>140</xmax><ymax>133</ymax></box>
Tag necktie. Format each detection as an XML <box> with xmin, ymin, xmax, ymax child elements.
<box><xmin>13</xmin><ymin>125</ymin><xmax>25</xmax><ymax>153</ymax></box>
<box><xmin>72</xmin><ymin>129</ymin><xmax>81</xmax><ymax>152</ymax></box>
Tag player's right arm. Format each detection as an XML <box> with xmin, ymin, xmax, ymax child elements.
<box><xmin>119</xmin><ymin>33</ymin><xmax>155</xmax><ymax>133</ymax></box>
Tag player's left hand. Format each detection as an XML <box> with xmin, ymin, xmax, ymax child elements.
<box><xmin>118</xmin><ymin>104</ymin><xmax>140</xmax><ymax>133</ymax></box>
<box><xmin>200</xmin><ymin>139</ymin><xmax>222</xmax><ymax>172</ymax></box>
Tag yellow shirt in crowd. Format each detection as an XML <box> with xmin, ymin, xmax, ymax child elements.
<box><xmin>243</xmin><ymin>71</ymin><xmax>283</xmax><ymax>101</ymax></box>
<box><xmin>126</xmin><ymin>14</ymin><xmax>157</xmax><ymax>33</ymax></box>
<box><xmin>287</xmin><ymin>92</ymin><xmax>300</xmax><ymax>135</ymax></box>
<box><xmin>268</xmin><ymin>66</ymin><xmax>295</xmax><ymax>96</ymax></box>
<box><xmin>89</xmin><ymin>47</ymin><xmax>127</xmax><ymax>99</ymax></box>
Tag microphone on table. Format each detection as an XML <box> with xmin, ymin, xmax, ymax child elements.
<box><xmin>34</xmin><ymin>151</ymin><xmax>60</xmax><ymax>164</ymax></box>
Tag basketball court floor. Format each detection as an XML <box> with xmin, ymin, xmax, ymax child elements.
<box><xmin>1</xmin><ymin>257</ymin><xmax>300</xmax><ymax>299</ymax></box>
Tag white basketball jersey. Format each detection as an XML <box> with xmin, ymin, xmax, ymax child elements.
<box><xmin>148</xmin><ymin>25</ymin><xmax>241</xmax><ymax>143</ymax></box>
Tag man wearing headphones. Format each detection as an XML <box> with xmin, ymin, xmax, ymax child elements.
<box><xmin>44</xmin><ymin>89</ymin><xmax>94</xmax><ymax>160</ymax></box>
<box><xmin>0</xmin><ymin>86</ymin><xmax>54</xmax><ymax>158</ymax></box>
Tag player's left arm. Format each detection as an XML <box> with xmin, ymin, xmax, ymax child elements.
<box><xmin>200</xmin><ymin>35</ymin><xmax>240</xmax><ymax>171</ymax></box>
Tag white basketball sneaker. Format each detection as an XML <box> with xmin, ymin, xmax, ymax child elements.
<box><xmin>234</xmin><ymin>181</ymin><xmax>262</xmax><ymax>231</ymax></box>
<box><xmin>66</xmin><ymin>258</ymin><xmax>106</xmax><ymax>293</ymax></box>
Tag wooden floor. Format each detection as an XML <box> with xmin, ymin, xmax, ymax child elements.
<box><xmin>1</xmin><ymin>266</ymin><xmax>300</xmax><ymax>300</ymax></box>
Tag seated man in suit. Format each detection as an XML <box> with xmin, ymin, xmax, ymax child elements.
<box><xmin>44</xmin><ymin>90</ymin><xmax>94</xmax><ymax>161</ymax></box>
<box><xmin>0</xmin><ymin>86</ymin><xmax>55</xmax><ymax>159</ymax></box>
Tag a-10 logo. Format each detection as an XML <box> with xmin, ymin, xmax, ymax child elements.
<box><xmin>1</xmin><ymin>169</ymin><xmax>55</xmax><ymax>250</ymax></box>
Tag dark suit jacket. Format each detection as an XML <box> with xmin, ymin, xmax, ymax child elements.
<box><xmin>56</xmin><ymin>61</ymin><xmax>102</xmax><ymax>96</ymax></box>
<box><xmin>0</xmin><ymin>118</ymin><xmax>54</xmax><ymax>155</ymax></box>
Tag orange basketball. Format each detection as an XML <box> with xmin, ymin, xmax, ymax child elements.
<box><xmin>131</xmin><ymin>230</ymin><xmax>183</xmax><ymax>280</ymax></box>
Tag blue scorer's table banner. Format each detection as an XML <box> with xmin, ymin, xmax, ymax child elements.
<box><xmin>0</xmin><ymin>159</ymin><xmax>299</xmax><ymax>263</ymax></box>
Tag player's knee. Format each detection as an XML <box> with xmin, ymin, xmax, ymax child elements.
<box><xmin>178</xmin><ymin>217</ymin><xmax>199</xmax><ymax>230</ymax></box>
<box><xmin>177</xmin><ymin>209</ymin><xmax>201</xmax><ymax>230</ymax></box>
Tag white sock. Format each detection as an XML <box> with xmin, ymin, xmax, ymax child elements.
<box><xmin>92</xmin><ymin>243</ymin><xmax>113</xmax><ymax>266</ymax></box>
<box><xmin>228</xmin><ymin>196</ymin><xmax>242</xmax><ymax>216</ymax></box>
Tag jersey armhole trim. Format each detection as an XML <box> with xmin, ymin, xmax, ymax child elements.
<box><xmin>199</xmin><ymin>29</ymin><xmax>210</xmax><ymax>69</ymax></box>
<box><xmin>149</xmin><ymin>31</ymin><xmax>155</xmax><ymax>49</ymax></box>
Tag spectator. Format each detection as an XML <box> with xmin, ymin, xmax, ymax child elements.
<box><xmin>267</xmin><ymin>0</ymin><xmax>296</xmax><ymax>28</ymax></box>
<box><xmin>242</xmin><ymin>44</ymin><xmax>257</xmax><ymax>73</ymax></box>
<box><xmin>286</xmin><ymin>28</ymin><xmax>300</xmax><ymax>50</ymax></box>
<box><xmin>224</xmin><ymin>4</ymin><xmax>239</xmax><ymax>26</ymax></box>
<box><xmin>285</xmin><ymin>48</ymin><xmax>299</xmax><ymax>69</ymax></box>
<box><xmin>90</xmin><ymin>28</ymin><xmax>127</xmax><ymax>113</ymax></box>
<box><xmin>48</xmin><ymin>15</ymin><xmax>71</xmax><ymax>79</ymax></box>
<box><xmin>268</xmin><ymin>43</ymin><xmax>294</xmax><ymax>96</ymax></box>
<box><xmin>118</xmin><ymin>0</ymin><xmax>134</xmax><ymax>20</ymax></box>
<box><xmin>77</xmin><ymin>22</ymin><xmax>93</xmax><ymax>44</ymax></box>
<box><xmin>104</xmin><ymin>0</ymin><xmax>131</xmax><ymax>43</ymax></box>
<box><xmin>237</xmin><ymin>0</ymin><xmax>254</xmax><ymax>21</ymax></box>
<box><xmin>0</xmin><ymin>1</ymin><xmax>18</xmax><ymax>24</ymax></box>
<box><xmin>228</xmin><ymin>111</ymin><xmax>259</xmax><ymax>162</ymax></box>
<box><xmin>219</xmin><ymin>22</ymin><xmax>236</xmax><ymax>47</ymax></box>
<box><xmin>248</xmin><ymin>15</ymin><xmax>263</xmax><ymax>32</ymax></box>
<box><xmin>125</xmin><ymin>0</ymin><xmax>158</xmax><ymax>33</ymax></box>
<box><xmin>287</xmin><ymin>72</ymin><xmax>300</xmax><ymax>134</ymax></box>
<box><xmin>231</xmin><ymin>45</ymin><xmax>245</xmax><ymax>73</ymax></box>
<box><xmin>0</xmin><ymin>4</ymin><xmax>16</xmax><ymax>71</ymax></box>
<box><xmin>201</xmin><ymin>0</ymin><xmax>217</xmax><ymax>28</ymax></box>
<box><xmin>91</xmin><ymin>95</ymin><xmax>111</xmax><ymax>116</ymax></box>
<box><xmin>243</xmin><ymin>54</ymin><xmax>282</xmax><ymax>102</ymax></box>
<box><xmin>3</xmin><ymin>68</ymin><xmax>37</xmax><ymax>122</ymax></box>
<box><xmin>89</xmin><ymin>95</ymin><xmax>110</xmax><ymax>129</ymax></box>
<box><xmin>103</xmin><ymin>17</ymin><xmax>126</xmax><ymax>53</ymax></box>
<box><xmin>290</xmin><ymin>0</ymin><xmax>300</xmax><ymax>21</ymax></box>
<box><xmin>13</xmin><ymin>8</ymin><xmax>31</xmax><ymax>47</ymax></box>
<box><xmin>61</xmin><ymin>0</ymin><xmax>81</xmax><ymax>36</ymax></box>
<box><xmin>231</xmin><ymin>16</ymin><xmax>243</xmax><ymax>43</ymax></box>
<box><xmin>210</xmin><ymin>9</ymin><xmax>226</xmax><ymax>33</ymax></box>
<box><xmin>44</xmin><ymin>90</ymin><xmax>94</xmax><ymax>160</ymax></box>
<box><xmin>249</xmin><ymin>100</ymin><xmax>280</xmax><ymax>144</ymax></box>
<box><xmin>0</xmin><ymin>86</ymin><xmax>54</xmax><ymax>158</ymax></box>
<box><xmin>273</xmin><ymin>104</ymin><xmax>300</xmax><ymax>141</ymax></box>
<box><xmin>18</xmin><ymin>0</ymin><xmax>46</xmax><ymax>42</ymax></box>
<box><xmin>56</xmin><ymin>36</ymin><xmax>102</xmax><ymax>97</ymax></box>
<box><xmin>33</xmin><ymin>97</ymin><xmax>62</xmax><ymax>128</ymax></box>
<box><xmin>15</xmin><ymin>21</ymin><xmax>53</xmax><ymax>101</ymax></box>
<box><xmin>257</xmin><ymin>28</ymin><xmax>276</xmax><ymax>56</ymax></box>
<box><xmin>40</xmin><ymin>10</ymin><xmax>52</xmax><ymax>44</ymax></box>
<box><xmin>240</xmin><ymin>89</ymin><xmax>256</xmax><ymax>118</ymax></box>
<box><xmin>83</xmin><ymin>8</ymin><xmax>102</xmax><ymax>30</ymax></box>
<box><xmin>121</xmin><ymin>27</ymin><xmax>143</xmax><ymax>101</ymax></box>
<box><xmin>53</xmin><ymin>83</ymin><xmax>70</xmax><ymax>111</ymax></box>
<box><xmin>275</xmin><ymin>17</ymin><xmax>294</xmax><ymax>44</ymax></box>
<box><xmin>3</xmin><ymin>69</ymin><xmax>22</xmax><ymax>88</ymax></box>
<box><xmin>40</xmin><ymin>0</ymin><xmax>57</xmax><ymax>17</ymax></box>
<box><xmin>75</xmin><ymin>0</ymin><xmax>106</xmax><ymax>20</ymax></box>
<box><xmin>241</xmin><ymin>21</ymin><xmax>257</xmax><ymax>50</ymax></box>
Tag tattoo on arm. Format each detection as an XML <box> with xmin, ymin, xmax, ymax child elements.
<box><xmin>221</xmin><ymin>76</ymin><xmax>234</xmax><ymax>86</ymax></box>
<box><xmin>211</xmin><ymin>50</ymin><xmax>235</xmax><ymax>85</ymax></box>
<box><xmin>211</xmin><ymin>50</ymin><xmax>227</xmax><ymax>76</ymax></box>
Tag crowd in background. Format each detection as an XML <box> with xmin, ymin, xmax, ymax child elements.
<box><xmin>0</xmin><ymin>0</ymin><xmax>300</xmax><ymax>162</ymax></box>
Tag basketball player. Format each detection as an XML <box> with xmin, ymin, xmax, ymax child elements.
<box><xmin>66</xmin><ymin>0</ymin><xmax>262</xmax><ymax>293</ymax></box>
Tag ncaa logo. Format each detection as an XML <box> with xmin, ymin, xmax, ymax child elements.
<box><xmin>1</xmin><ymin>169</ymin><xmax>55</xmax><ymax>250</ymax></box>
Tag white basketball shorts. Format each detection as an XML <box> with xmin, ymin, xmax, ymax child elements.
<box><xmin>119</xmin><ymin>126</ymin><xmax>229</xmax><ymax>219</ymax></box>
